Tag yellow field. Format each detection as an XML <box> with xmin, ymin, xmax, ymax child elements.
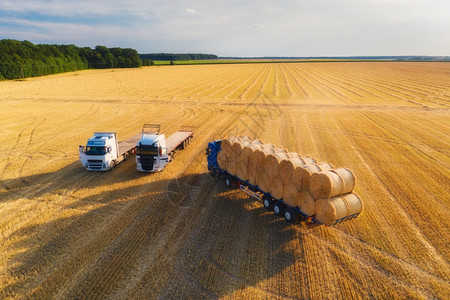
<box><xmin>0</xmin><ymin>62</ymin><xmax>449</xmax><ymax>299</ymax></box>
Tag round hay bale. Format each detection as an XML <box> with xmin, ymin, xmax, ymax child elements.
<box><xmin>270</xmin><ymin>176</ymin><xmax>284</xmax><ymax>199</ymax></box>
<box><xmin>248</xmin><ymin>148</ymin><xmax>273</xmax><ymax>185</ymax></box>
<box><xmin>286</xmin><ymin>152</ymin><xmax>299</xmax><ymax>158</ymax></box>
<box><xmin>302</xmin><ymin>156</ymin><xmax>317</xmax><ymax>165</ymax></box>
<box><xmin>266</xmin><ymin>152</ymin><xmax>289</xmax><ymax>177</ymax></box>
<box><xmin>315</xmin><ymin>193</ymin><xmax>362</xmax><ymax>226</ymax></box>
<box><xmin>283</xmin><ymin>183</ymin><xmax>301</xmax><ymax>208</ymax></box>
<box><xmin>256</xmin><ymin>168</ymin><xmax>270</xmax><ymax>192</ymax></box>
<box><xmin>274</xmin><ymin>147</ymin><xmax>288</xmax><ymax>154</ymax></box>
<box><xmin>221</xmin><ymin>138</ymin><xmax>233</xmax><ymax>156</ymax></box>
<box><xmin>252</xmin><ymin>139</ymin><xmax>264</xmax><ymax>145</ymax></box>
<box><xmin>263</xmin><ymin>143</ymin><xmax>276</xmax><ymax>149</ymax></box>
<box><xmin>299</xmin><ymin>191</ymin><xmax>316</xmax><ymax>216</ymax></box>
<box><xmin>309</xmin><ymin>168</ymin><xmax>355</xmax><ymax>199</ymax></box>
<box><xmin>293</xmin><ymin>167</ymin><xmax>304</xmax><ymax>192</ymax></box>
<box><xmin>237</xmin><ymin>136</ymin><xmax>253</xmax><ymax>142</ymax></box>
<box><xmin>231</xmin><ymin>140</ymin><xmax>251</xmax><ymax>158</ymax></box>
<box><xmin>217</xmin><ymin>150</ymin><xmax>228</xmax><ymax>170</ymax></box>
<box><xmin>235</xmin><ymin>143</ymin><xmax>260</xmax><ymax>181</ymax></box>
<box><xmin>300</xmin><ymin>163</ymin><xmax>333</xmax><ymax>191</ymax></box>
<box><xmin>280</xmin><ymin>157</ymin><xmax>305</xmax><ymax>185</ymax></box>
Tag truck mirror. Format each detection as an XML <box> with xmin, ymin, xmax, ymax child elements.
<box><xmin>79</xmin><ymin>145</ymin><xmax>85</xmax><ymax>152</ymax></box>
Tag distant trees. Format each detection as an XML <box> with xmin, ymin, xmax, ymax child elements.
<box><xmin>0</xmin><ymin>39</ymin><xmax>220</xmax><ymax>81</ymax></box>
<box><xmin>139</xmin><ymin>53</ymin><xmax>218</xmax><ymax>61</ymax></box>
<box><xmin>0</xmin><ymin>39</ymin><xmax>144</xmax><ymax>80</ymax></box>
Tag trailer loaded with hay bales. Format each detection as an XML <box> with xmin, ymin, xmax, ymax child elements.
<box><xmin>206</xmin><ymin>136</ymin><xmax>363</xmax><ymax>226</ymax></box>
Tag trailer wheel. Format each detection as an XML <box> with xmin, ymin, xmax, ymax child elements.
<box><xmin>273</xmin><ymin>201</ymin><xmax>285</xmax><ymax>217</ymax></box>
<box><xmin>124</xmin><ymin>152</ymin><xmax>129</xmax><ymax>161</ymax></box>
<box><xmin>284</xmin><ymin>208</ymin><xmax>300</xmax><ymax>224</ymax></box>
<box><xmin>210</xmin><ymin>168</ymin><xmax>219</xmax><ymax>178</ymax></box>
<box><xmin>262</xmin><ymin>196</ymin><xmax>274</xmax><ymax>210</ymax></box>
<box><xmin>225</xmin><ymin>176</ymin><xmax>237</xmax><ymax>189</ymax></box>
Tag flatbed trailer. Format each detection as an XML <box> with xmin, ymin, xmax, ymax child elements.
<box><xmin>165</xmin><ymin>126</ymin><xmax>195</xmax><ymax>154</ymax></box>
<box><xmin>136</xmin><ymin>125</ymin><xmax>194</xmax><ymax>172</ymax></box>
<box><xmin>206</xmin><ymin>139</ymin><xmax>360</xmax><ymax>226</ymax></box>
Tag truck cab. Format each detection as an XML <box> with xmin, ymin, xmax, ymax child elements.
<box><xmin>136</xmin><ymin>133</ymin><xmax>170</xmax><ymax>172</ymax></box>
<box><xmin>79</xmin><ymin>132</ymin><xmax>119</xmax><ymax>171</ymax></box>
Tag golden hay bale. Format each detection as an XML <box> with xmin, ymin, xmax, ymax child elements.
<box><xmin>248</xmin><ymin>148</ymin><xmax>274</xmax><ymax>185</ymax></box>
<box><xmin>266</xmin><ymin>152</ymin><xmax>290</xmax><ymax>177</ymax></box>
<box><xmin>264</xmin><ymin>143</ymin><xmax>276</xmax><ymax>149</ymax></box>
<box><xmin>280</xmin><ymin>157</ymin><xmax>305</xmax><ymax>185</ymax></box>
<box><xmin>221</xmin><ymin>138</ymin><xmax>233</xmax><ymax>156</ymax></box>
<box><xmin>283</xmin><ymin>183</ymin><xmax>301</xmax><ymax>208</ymax></box>
<box><xmin>256</xmin><ymin>168</ymin><xmax>270</xmax><ymax>192</ymax></box>
<box><xmin>217</xmin><ymin>150</ymin><xmax>228</xmax><ymax>170</ymax></box>
<box><xmin>270</xmin><ymin>176</ymin><xmax>284</xmax><ymax>199</ymax></box>
<box><xmin>274</xmin><ymin>147</ymin><xmax>288</xmax><ymax>154</ymax></box>
<box><xmin>299</xmin><ymin>156</ymin><xmax>317</xmax><ymax>165</ymax></box>
<box><xmin>252</xmin><ymin>139</ymin><xmax>264</xmax><ymax>145</ymax></box>
<box><xmin>237</xmin><ymin>136</ymin><xmax>253</xmax><ymax>142</ymax></box>
<box><xmin>309</xmin><ymin>168</ymin><xmax>355</xmax><ymax>199</ymax></box>
<box><xmin>315</xmin><ymin>193</ymin><xmax>362</xmax><ymax>226</ymax></box>
<box><xmin>231</xmin><ymin>140</ymin><xmax>251</xmax><ymax>157</ymax></box>
<box><xmin>299</xmin><ymin>163</ymin><xmax>334</xmax><ymax>191</ymax></box>
<box><xmin>239</xmin><ymin>144</ymin><xmax>263</xmax><ymax>182</ymax></box>
<box><xmin>299</xmin><ymin>191</ymin><xmax>316</xmax><ymax>216</ymax></box>
<box><xmin>286</xmin><ymin>152</ymin><xmax>299</xmax><ymax>158</ymax></box>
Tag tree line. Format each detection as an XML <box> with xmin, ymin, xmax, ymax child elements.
<box><xmin>139</xmin><ymin>53</ymin><xmax>218</xmax><ymax>61</ymax></box>
<box><xmin>0</xmin><ymin>39</ymin><xmax>145</xmax><ymax>80</ymax></box>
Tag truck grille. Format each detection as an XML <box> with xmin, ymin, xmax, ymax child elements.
<box><xmin>87</xmin><ymin>160</ymin><xmax>104</xmax><ymax>169</ymax></box>
<box><xmin>140</xmin><ymin>155</ymin><xmax>155</xmax><ymax>171</ymax></box>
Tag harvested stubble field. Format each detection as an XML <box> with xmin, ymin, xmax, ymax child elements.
<box><xmin>0</xmin><ymin>62</ymin><xmax>449</xmax><ymax>299</ymax></box>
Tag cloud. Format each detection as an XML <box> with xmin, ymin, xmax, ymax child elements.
<box><xmin>0</xmin><ymin>0</ymin><xmax>449</xmax><ymax>56</ymax></box>
<box><xmin>186</xmin><ymin>8</ymin><xmax>196</xmax><ymax>14</ymax></box>
<box><xmin>251</xmin><ymin>24</ymin><xmax>264</xmax><ymax>29</ymax></box>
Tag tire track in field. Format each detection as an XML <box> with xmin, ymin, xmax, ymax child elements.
<box><xmin>324</xmin><ymin>111</ymin><xmax>449</xmax><ymax>275</ymax></box>
<box><xmin>57</xmin><ymin>113</ymin><xmax>235</xmax><ymax>298</ymax></box>
<box><xmin>15</xmin><ymin>106</ymin><xmax>229</xmax><ymax>298</ymax></box>
<box><xmin>278</xmin><ymin>64</ymin><xmax>294</xmax><ymax>98</ymax></box>
<box><xmin>337</xmin><ymin>111</ymin><xmax>450</xmax><ymax>270</ymax></box>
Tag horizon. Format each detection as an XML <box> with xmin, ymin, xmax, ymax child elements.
<box><xmin>1</xmin><ymin>0</ymin><xmax>449</xmax><ymax>57</ymax></box>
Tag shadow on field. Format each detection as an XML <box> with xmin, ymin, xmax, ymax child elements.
<box><xmin>1</xmin><ymin>167</ymin><xmax>312</xmax><ymax>299</ymax></box>
<box><xmin>0</xmin><ymin>156</ymin><xmax>155</xmax><ymax>203</ymax></box>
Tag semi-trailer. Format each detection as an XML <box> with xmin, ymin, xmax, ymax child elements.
<box><xmin>79</xmin><ymin>124</ymin><xmax>159</xmax><ymax>171</ymax></box>
<box><xmin>136</xmin><ymin>125</ymin><xmax>194</xmax><ymax>172</ymax></box>
<box><xmin>206</xmin><ymin>139</ymin><xmax>360</xmax><ymax>226</ymax></box>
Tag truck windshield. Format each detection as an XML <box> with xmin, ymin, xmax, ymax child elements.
<box><xmin>86</xmin><ymin>146</ymin><xmax>107</xmax><ymax>155</ymax></box>
<box><xmin>137</xmin><ymin>145</ymin><xmax>158</xmax><ymax>156</ymax></box>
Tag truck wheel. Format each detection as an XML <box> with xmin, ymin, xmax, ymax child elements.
<box><xmin>262</xmin><ymin>195</ymin><xmax>273</xmax><ymax>210</ymax></box>
<box><xmin>284</xmin><ymin>208</ymin><xmax>300</xmax><ymax>224</ymax></box>
<box><xmin>273</xmin><ymin>201</ymin><xmax>285</xmax><ymax>217</ymax></box>
<box><xmin>110</xmin><ymin>160</ymin><xmax>116</xmax><ymax>169</ymax></box>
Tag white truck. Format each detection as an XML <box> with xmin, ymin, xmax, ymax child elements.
<box><xmin>136</xmin><ymin>126</ymin><xmax>194</xmax><ymax>172</ymax></box>
<box><xmin>79</xmin><ymin>124</ymin><xmax>159</xmax><ymax>171</ymax></box>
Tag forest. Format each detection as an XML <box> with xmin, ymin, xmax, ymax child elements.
<box><xmin>139</xmin><ymin>53</ymin><xmax>218</xmax><ymax>61</ymax></box>
<box><xmin>0</xmin><ymin>39</ymin><xmax>144</xmax><ymax>80</ymax></box>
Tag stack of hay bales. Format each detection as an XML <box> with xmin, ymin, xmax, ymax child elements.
<box><xmin>218</xmin><ymin>136</ymin><xmax>362</xmax><ymax>225</ymax></box>
<box><xmin>310</xmin><ymin>168</ymin><xmax>362</xmax><ymax>225</ymax></box>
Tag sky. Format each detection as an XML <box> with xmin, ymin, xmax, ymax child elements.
<box><xmin>0</xmin><ymin>0</ymin><xmax>449</xmax><ymax>57</ymax></box>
